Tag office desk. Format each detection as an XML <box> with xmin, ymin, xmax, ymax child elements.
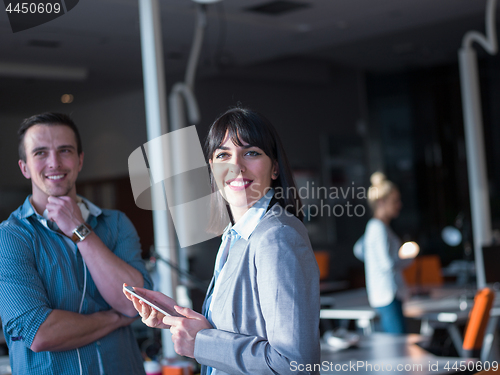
<box><xmin>320</xmin><ymin>333</ymin><xmax>471</xmax><ymax>375</ymax></box>
<box><xmin>320</xmin><ymin>289</ymin><xmax>376</xmax><ymax>334</ymax></box>
<box><xmin>321</xmin><ymin>287</ymin><xmax>500</xmax><ymax>360</ymax></box>
<box><xmin>404</xmin><ymin>286</ymin><xmax>475</xmax><ymax>319</ymax></box>
<box><xmin>320</xmin><ymin>287</ymin><xmax>475</xmax><ymax>335</ymax></box>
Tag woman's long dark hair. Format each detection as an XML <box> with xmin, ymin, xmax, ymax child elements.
<box><xmin>205</xmin><ymin>107</ymin><xmax>303</xmax><ymax>234</ymax></box>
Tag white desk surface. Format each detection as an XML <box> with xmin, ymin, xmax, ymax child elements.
<box><xmin>320</xmin><ymin>286</ymin><xmax>499</xmax><ymax>323</ymax></box>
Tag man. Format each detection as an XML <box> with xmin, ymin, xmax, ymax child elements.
<box><xmin>0</xmin><ymin>113</ymin><xmax>152</xmax><ymax>374</ymax></box>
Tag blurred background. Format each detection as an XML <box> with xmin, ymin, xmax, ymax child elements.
<box><xmin>0</xmin><ymin>0</ymin><xmax>499</xmax><ymax>325</ymax></box>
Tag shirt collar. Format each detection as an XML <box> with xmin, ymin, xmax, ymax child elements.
<box><xmin>226</xmin><ymin>188</ymin><xmax>274</xmax><ymax>241</ymax></box>
<box><xmin>79</xmin><ymin>196</ymin><xmax>102</xmax><ymax>217</ymax></box>
<box><xmin>19</xmin><ymin>196</ymin><xmax>36</xmax><ymax>219</ymax></box>
<box><xmin>19</xmin><ymin>195</ymin><xmax>102</xmax><ymax>220</ymax></box>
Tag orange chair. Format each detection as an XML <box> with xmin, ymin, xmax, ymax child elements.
<box><xmin>463</xmin><ymin>288</ymin><xmax>495</xmax><ymax>358</ymax></box>
<box><xmin>314</xmin><ymin>251</ymin><xmax>330</xmax><ymax>281</ymax></box>
<box><xmin>403</xmin><ymin>255</ymin><xmax>443</xmax><ymax>287</ymax></box>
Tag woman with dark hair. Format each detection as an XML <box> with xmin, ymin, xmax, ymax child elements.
<box><xmin>124</xmin><ymin>107</ymin><xmax>320</xmax><ymax>375</ymax></box>
<box><xmin>205</xmin><ymin>107</ymin><xmax>304</xmax><ymax>233</ymax></box>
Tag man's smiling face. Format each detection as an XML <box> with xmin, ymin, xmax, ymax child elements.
<box><xmin>19</xmin><ymin>124</ymin><xmax>83</xmax><ymax>206</ymax></box>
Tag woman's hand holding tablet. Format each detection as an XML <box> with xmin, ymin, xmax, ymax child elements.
<box><xmin>123</xmin><ymin>284</ymin><xmax>182</xmax><ymax>329</ymax></box>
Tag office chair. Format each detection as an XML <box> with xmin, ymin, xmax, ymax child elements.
<box><xmin>423</xmin><ymin>287</ymin><xmax>495</xmax><ymax>361</ymax></box>
<box><xmin>314</xmin><ymin>251</ymin><xmax>330</xmax><ymax>281</ymax></box>
<box><xmin>403</xmin><ymin>255</ymin><xmax>443</xmax><ymax>287</ymax></box>
<box><xmin>463</xmin><ymin>287</ymin><xmax>495</xmax><ymax>358</ymax></box>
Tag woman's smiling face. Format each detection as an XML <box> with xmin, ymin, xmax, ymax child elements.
<box><xmin>210</xmin><ymin>132</ymin><xmax>278</xmax><ymax>220</ymax></box>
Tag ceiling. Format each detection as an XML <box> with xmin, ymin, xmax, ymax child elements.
<box><xmin>0</xmin><ymin>0</ymin><xmax>497</xmax><ymax>96</ymax></box>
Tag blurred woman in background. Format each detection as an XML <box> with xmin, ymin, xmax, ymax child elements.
<box><xmin>354</xmin><ymin>172</ymin><xmax>417</xmax><ymax>334</ymax></box>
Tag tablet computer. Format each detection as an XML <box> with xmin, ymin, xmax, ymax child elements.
<box><xmin>124</xmin><ymin>285</ymin><xmax>182</xmax><ymax>317</ymax></box>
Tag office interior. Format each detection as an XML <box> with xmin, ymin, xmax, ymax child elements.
<box><xmin>1</xmin><ymin>0</ymin><xmax>500</xmax><ymax>373</ymax></box>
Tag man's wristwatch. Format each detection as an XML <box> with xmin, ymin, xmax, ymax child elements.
<box><xmin>71</xmin><ymin>223</ymin><xmax>92</xmax><ymax>243</ymax></box>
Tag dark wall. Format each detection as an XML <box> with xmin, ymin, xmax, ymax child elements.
<box><xmin>365</xmin><ymin>54</ymin><xmax>500</xmax><ymax>269</ymax></box>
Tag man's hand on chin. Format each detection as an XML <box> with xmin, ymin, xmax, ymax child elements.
<box><xmin>45</xmin><ymin>196</ymin><xmax>85</xmax><ymax>237</ymax></box>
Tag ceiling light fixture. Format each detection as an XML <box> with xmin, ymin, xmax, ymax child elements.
<box><xmin>27</xmin><ymin>40</ymin><xmax>61</xmax><ymax>48</ymax></box>
<box><xmin>191</xmin><ymin>0</ymin><xmax>222</xmax><ymax>3</ymax></box>
<box><xmin>0</xmin><ymin>62</ymin><xmax>88</xmax><ymax>81</ymax></box>
<box><xmin>246</xmin><ymin>1</ymin><xmax>310</xmax><ymax>16</ymax></box>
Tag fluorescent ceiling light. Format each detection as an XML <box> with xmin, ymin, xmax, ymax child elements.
<box><xmin>0</xmin><ymin>62</ymin><xmax>88</xmax><ymax>81</ymax></box>
<box><xmin>191</xmin><ymin>0</ymin><xmax>222</xmax><ymax>3</ymax></box>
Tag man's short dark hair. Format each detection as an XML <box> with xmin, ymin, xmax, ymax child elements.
<box><xmin>18</xmin><ymin>113</ymin><xmax>83</xmax><ymax>162</ymax></box>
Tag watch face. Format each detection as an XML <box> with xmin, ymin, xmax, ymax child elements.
<box><xmin>76</xmin><ymin>224</ymin><xmax>91</xmax><ymax>240</ymax></box>
<box><xmin>78</xmin><ymin>225</ymin><xmax>91</xmax><ymax>237</ymax></box>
